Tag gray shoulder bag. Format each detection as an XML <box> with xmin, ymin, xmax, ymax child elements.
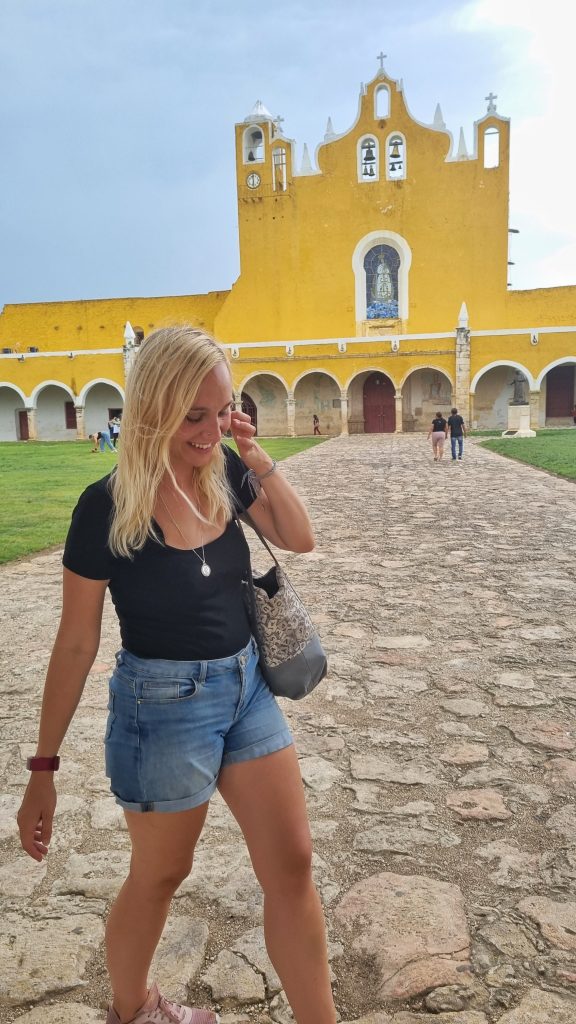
<box><xmin>236</xmin><ymin>507</ymin><xmax>328</xmax><ymax>700</ymax></box>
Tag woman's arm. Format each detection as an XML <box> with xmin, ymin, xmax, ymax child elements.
<box><xmin>229</xmin><ymin>411</ymin><xmax>315</xmax><ymax>553</ymax></box>
<box><xmin>17</xmin><ymin>569</ymin><xmax>109</xmax><ymax>861</ymax></box>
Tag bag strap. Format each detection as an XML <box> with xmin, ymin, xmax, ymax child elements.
<box><xmin>234</xmin><ymin>498</ymin><xmax>281</xmax><ymax>569</ymax></box>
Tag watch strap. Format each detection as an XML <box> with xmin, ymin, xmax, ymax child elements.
<box><xmin>26</xmin><ymin>756</ymin><xmax>60</xmax><ymax>771</ymax></box>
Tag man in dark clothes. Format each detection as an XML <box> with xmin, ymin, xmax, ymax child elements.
<box><xmin>447</xmin><ymin>407</ymin><xmax>466</xmax><ymax>462</ymax></box>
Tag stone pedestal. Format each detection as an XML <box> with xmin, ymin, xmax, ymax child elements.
<box><xmin>502</xmin><ymin>404</ymin><xmax>536</xmax><ymax>438</ymax></box>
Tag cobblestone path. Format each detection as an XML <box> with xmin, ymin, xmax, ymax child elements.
<box><xmin>1</xmin><ymin>434</ymin><xmax>576</xmax><ymax>1024</ymax></box>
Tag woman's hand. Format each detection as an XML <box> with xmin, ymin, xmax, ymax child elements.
<box><xmin>230</xmin><ymin>411</ymin><xmax>274</xmax><ymax>476</ymax></box>
<box><xmin>17</xmin><ymin>775</ymin><xmax>57</xmax><ymax>861</ymax></box>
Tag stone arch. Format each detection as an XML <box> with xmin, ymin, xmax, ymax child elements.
<box><xmin>471</xmin><ymin>361</ymin><xmax>534</xmax><ymax>430</ymax></box>
<box><xmin>0</xmin><ymin>383</ymin><xmax>27</xmax><ymax>441</ymax></box>
<box><xmin>347</xmin><ymin>368</ymin><xmax>396</xmax><ymax>434</ymax></box>
<box><xmin>352</xmin><ymin>231</ymin><xmax>412</xmax><ymax>322</ymax></box>
<box><xmin>293</xmin><ymin>371</ymin><xmax>341</xmax><ymax>435</ymax></box>
<box><xmin>32</xmin><ymin>382</ymin><xmax>77</xmax><ymax>440</ymax></box>
<box><xmin>401</xmin><ymin>366</ymin><xmax>453</xmax><ymax>432</ymax></box>
<box><xmin>237</xmin><ymin>372</ymin><xmax>289</xmax><ymax>436</ymax></box>
<box><xmin>82</xmin><ymin>381</ymin><xmax>125</xmax><ymax>437</ymax></box>
<box><xmin>358</xmin><ymin>134</ymin><xmax>379</xmax><ymax>182</ymax></box>
<box><xmin>536</xmin><ymin>358</ymin><xmax>576</xmax><ymax>425</ymax></box>
<box><xmin>30</xmin><ymin>380</ymin><xmax>76</xmax><ymax>407</ymax></box>
<box><xmin>77</xmin><ymin>378</ymin><xmax>125</xmax><ymax>406</ymax></box>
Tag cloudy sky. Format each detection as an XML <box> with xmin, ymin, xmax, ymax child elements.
<box><xmin>1</xmin><ymin>0</ymin><xmax>574</xmax><ymax>313</ymax></box>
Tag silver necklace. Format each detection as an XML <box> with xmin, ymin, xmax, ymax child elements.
<box><xmin>159</xmin><ymin>494</ymin><xmax>211</xmax><ymax>577</ymax></box>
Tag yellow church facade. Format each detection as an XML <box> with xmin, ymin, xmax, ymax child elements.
<box><xmin>1</xmin><ymin>61</ymin><xmax>575</xmax><ymax>441</ymax></box>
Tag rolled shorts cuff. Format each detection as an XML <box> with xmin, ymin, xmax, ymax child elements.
<box><xmin>221</xmin><ymin>726</ymin><xmax>293</xmax><ymax>768</ymax></box>
<box><xmin>112</xmin><ymin>776</ymin><xmax>218</xmax><ymax>814</ymax></box>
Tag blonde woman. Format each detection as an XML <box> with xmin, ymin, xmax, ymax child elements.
<box><xmin>17</xmin><ymin>326</ymin><xmax>337</xmax><ymax>1024</ymax></box>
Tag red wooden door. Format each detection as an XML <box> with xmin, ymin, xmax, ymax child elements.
<box><xmin>18</xmin><ymin>410</ymin><xmax>29</xmax><ymax>440</ymax></box>
<box><xmin>546</xmin><ymin>365</ymin><xmax>574</xmax><ymax>417</ymax></box>
<box><xmin>363</xmin><ymin>373</ymin><xmax>396</xmax><ymax>433</ymax></box>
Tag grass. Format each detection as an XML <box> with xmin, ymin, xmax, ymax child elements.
<box><xmin>480</xmin><ymin>429</ymin><xmax>576</xmax><ymax>481</ymax></box>
<box><xmin>0</xmin><ymin>436</ymin><xmax>328</xmax><ymax>564</ymax></box>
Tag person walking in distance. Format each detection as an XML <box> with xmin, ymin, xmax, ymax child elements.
<box><xmin>313</xmin><ymin>414</ymin><xmax>321</xmax><ymax>435</ymax></box>
<box><xmin>427</xmin><ymin>411</ymin><xmax>447</xmax><ymax>462</ymax></box>
<box><xmin>447</xmin><ymin>406</ymin><xmax>466</xmax><ymax>462</ymax></box>
<box><xmin>17</xmin><ymin>325</ymin><xmax>337</xmax><ymax>1024</ymax></box>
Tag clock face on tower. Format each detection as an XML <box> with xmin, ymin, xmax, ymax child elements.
<box><xmin>246</xmin><ymin>172</ymin><xmax>261</xmax><ymax>189</ymax></box>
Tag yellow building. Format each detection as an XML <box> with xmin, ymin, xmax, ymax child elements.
<box><xmin>1</xmin><ymin>60</ymin><xmax>575</xmax><ymax>441</ymax></box>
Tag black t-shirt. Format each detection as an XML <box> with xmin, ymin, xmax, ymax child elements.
<box><xmin>63</xmin><ymin>445</ymin><xmax>258</xmax><ymax>661</ymax></box>
<box><xmin>432</xmin><ymin>418</ymin><xmax>447</xmax><ymax>432</ymax></box>
<box><xmin>447</xmin><ymin>414</ymin><xmax>465</xmax><ymax>437</ymax></box>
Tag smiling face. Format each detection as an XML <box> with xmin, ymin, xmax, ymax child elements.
<box><xmin>168</xmin><ymin>361</ymin><xmax>233</xmax><ymax>475</ymax></box>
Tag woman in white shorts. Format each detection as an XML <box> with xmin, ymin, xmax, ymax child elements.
<box><xmin>427</xmin><ymin>411</ymin><xmax>448</xmax><ymax>461</ymax></box>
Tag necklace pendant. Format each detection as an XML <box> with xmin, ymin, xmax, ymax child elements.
<box><xmin>201</xmin><ymin>563</ymin><xmax>211</xmax><ymax>577</ymax></box>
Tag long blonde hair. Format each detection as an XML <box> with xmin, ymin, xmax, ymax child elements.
<box><xmin>109</xmin><ymin>325</ymin><xmax>234</xmax><ymax>558</ymax></box>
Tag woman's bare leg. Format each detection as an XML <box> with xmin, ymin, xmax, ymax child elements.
<box><xmin>218</xmin><ymin>746</ymin><xmax>337</xmax><ymax>1024</ymax></box>
<box><xmin>106</xmin><ymin>803</ymin><xmax>208</xmax><ymax>1022</ymax></box>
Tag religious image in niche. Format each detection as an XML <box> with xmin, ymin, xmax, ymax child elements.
<box><xmin>365</xmin><ymin>245</ymin><xmax>399</xmax><ymax>320</ymax></box>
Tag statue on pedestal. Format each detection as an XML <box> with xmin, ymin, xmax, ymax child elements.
<box><xmin>509</xmin><ymin>370</ymin><xmax>528</xmax><ymax>405</ymax></box>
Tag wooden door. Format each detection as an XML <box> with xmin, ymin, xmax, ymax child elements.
<box><xmin>546</xmin><ymin>365</ymin><xmax>574</xmax><ymax>417</ymax></box>
<box><xmin>18</xmin><ymin>410</ymin><xmax>29</xmax><ymax>440</ymax></box>
<box><xmin>363</xmin><ymin>373</ymin><xmax>396</xmax><ymax>432</ymax></box>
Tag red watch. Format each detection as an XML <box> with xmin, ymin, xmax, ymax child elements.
<box><xmin>26</xmin><ymin>756</ymin><xmax>60</xmax><ymax>771</ymax></box>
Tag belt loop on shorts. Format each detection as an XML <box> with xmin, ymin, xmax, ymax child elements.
<box><xmin>197</xmin><ymin>662</ymin><xmax>208</xmax><ymax>684</ymax></box>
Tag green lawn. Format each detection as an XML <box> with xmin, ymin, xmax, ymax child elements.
<box><xmin>480</xmin><ymin>429</ymin><xmax>576</xmax><ymax>481</ymax></box>
<box><xmin>0</xmin><ymin>436</ymin><xmax>327</xmax><ymax>564</ymax></box>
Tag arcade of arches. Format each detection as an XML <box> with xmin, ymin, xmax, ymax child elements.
<box><xmin>1</xmin><ymin>362</ymin><xmax>574</xmax><ymax>441</ymax></box>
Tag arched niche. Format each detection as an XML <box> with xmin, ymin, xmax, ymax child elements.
<box><xmin>238</xmin><ymin>374</ymin><xmax>288</xmax><ymax>436</ymax></box>
<box><xmin>483</xmin><ymin>127</ymin><xmax>500</xmax><ymax>169</ymax></box>
<box><xmin>293</xmin><ymin>372</ymin><xmax>340</xmax><ymax>435</ymax></box>
<box><xmin>0</xmin><ymin>384</ymin><xmax>26</xmax><ymax>441</ymax></box>
<box><xmin>353</xmin><ymin>230</ymin><xmax>411</xmax><ymax>323</ymax></box>
<box><xmin>347</xmin><ymin>369</ymin><xmax>396</xmax><ymax>434</ymax></box>
<box><xmin>83</xmin><ymin>381</ymin><xmax>125</xmax><ymax>436</ymax></box>
<box><xmin>386</xmin><ymin>132</ymin><xmax>406</xmax><ymax>181</ymax></box>
<box><xmin>401</xmin><ymin>368</ymin><xmax>453</xmax><ymax>432</ymax></box>
<box><xmin>473</xmin><ymin>363</ymin><xmax>532</xmax><ymax>429</ymax></box>
<box><xmin>374</xmin><ymin>84</ymin><xmax>390</xmax><ymax>119</ymax></box>
<box><xmin>358</xmin><ymin>135</ymin><xmax>379</xmax><ymax>182</ymax></box>
<box><xmin>34</xmin><ymin>383</ymin><xmax>76</xmax><ymax>440</ymax></box>
<box><xmin>243</xmin><ymin>125</ymin><xmax>265</xmax><ymax>164</ymax></box>
<box><xmin>541</xmin><ymin>361</ymin><xmax>576</xmax><ymax>425</ymax></box>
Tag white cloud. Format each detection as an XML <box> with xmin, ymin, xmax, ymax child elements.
<box><xmin>455</xmin><ymin>0</ymin><xmax>576</xmax><ymax>288</ymax></box>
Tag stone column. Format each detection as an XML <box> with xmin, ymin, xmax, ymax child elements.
<box><xmin>75</xmin><ymin>406</ymin><xmax>86</xmax><ymax>440</ymax></box>
<box><xmin>286</xmin><ymin>395</ymin><xmax>296</xmax><ymax>438</ymax></box>
<box><xmin>454</xmin><ymin>326</ymin><xmax>471</xmax><ymax>422</ymax></box>
<box><xmin>469</xmin><ymin>394</ymin><xmax>477</xmax><ymax>430</ymax></box>
<box><xmin>234</xmin><ymin>391</ymin><xmax>242</xmax><ymax>411</ymax></box>
<box><xmin>340</xmin><ymin>393</ymin><xmax>349</xmax><ymax>435</ymax></box>
<box><xmin>395</xmin><ymin>390</ymin><xmax>403</xmax><ymax>433</ymax></box>
<box><xmin>529</xmin><ymin>390</ymin><xmax>540</xmax><ymax>431</ymax></box>
<box><xmin>25</xmin><ymin>408</ymin><xmax>37</xmax><ymax>440</ymax></box>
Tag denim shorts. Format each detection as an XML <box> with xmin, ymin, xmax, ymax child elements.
<box><xmin>104</xmin><ymin>637</ymin><xmax>293</xmax><ymax>813</ymax></box>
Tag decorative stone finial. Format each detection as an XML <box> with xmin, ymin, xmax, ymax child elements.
<box><xmin>300</xmin><ymin>144</ymin><xmax>313</xmax><ymax>174</ymax></box>
<box><xmin>124</xmin><ymin>321</ymin><xmax>136</xmax><ymax>347</ymax></box>
<box><xmin>485</xmin><ymin>92</ymin><xmax>498</xmax><ymax>113</ymax></box>
<box><xmin>457</xmin><ymin>128</ymin><xmax>469</xmax><ymax>160</ymax></box>
<box><xmin>433</xmin><ymin>103</ymin><xmax>446</xmax><ymax>130</ymax></box>
<box><xmin>458</xmin><ymin>302</ymin><xmax>469</xmax><ymax>329</ymax></box>
<box><xmin>324</xmin><ymin>117</ymin><xmax>336</xmax><ymax>141</ymax></box>
<box><xmin>244</xmin><ymin>100</ymin><xmax>274</xmax><ymax>123</ymax></box>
